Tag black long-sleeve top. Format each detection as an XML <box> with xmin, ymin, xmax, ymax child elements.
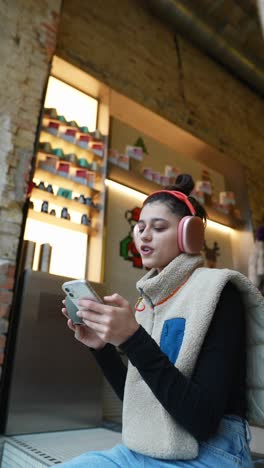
<box><xmin>92</xmin><ymin>282</ymin><xmax>247</xmax><ymax>442</ymax></box>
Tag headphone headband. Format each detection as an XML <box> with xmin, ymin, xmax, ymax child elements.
<box><xmin>144</xmin><ymin>190</ymin><xmax>196</xmax><ymax>216</ymax></box>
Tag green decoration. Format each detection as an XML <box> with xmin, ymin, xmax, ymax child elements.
<box><xmin>134</xmin><ymin>137</ymin><xmax>149</xmax><ymax>155</ymax></box>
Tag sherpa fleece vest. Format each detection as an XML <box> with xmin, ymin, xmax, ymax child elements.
<box><xmin>122</xmin><ymin>254</ymin><xmax>264</xmax><ymax>460</ymax></box>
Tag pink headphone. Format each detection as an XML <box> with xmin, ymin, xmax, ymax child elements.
<box><xmin>142</xmin><ymin>190</ymin><xmax>205</xmax><ymax>254</ymax></box>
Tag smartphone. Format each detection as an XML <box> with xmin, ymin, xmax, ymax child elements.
<box><xmin>62</xmin><ymin>279</ymin><xmax>103</xmax><ymax>309</ymax></box>
<box><xmin>64</xmin><ymin>295</ymin><xmax>84</xmax><ymax>325</ymax></box>
<box><xmin>62</xmin><ymin>280</ymin><xmax>104</xmax><ymax>326</ymax></box>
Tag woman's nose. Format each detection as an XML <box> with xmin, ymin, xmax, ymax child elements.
<box><xmin>140</xmin><ymin>227</ymin><xmax>152</xmax><ymax>240</ymax></box>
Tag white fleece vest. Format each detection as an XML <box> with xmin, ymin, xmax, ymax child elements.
<box><xmin>122</xmin><ymin>254</ymin><xmax>264</xmax><ymax>460</ymax></box>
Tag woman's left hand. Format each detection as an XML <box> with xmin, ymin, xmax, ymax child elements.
<box><xmin>76</xmin><ymin>293</ymin><xmax>139</xmax><ymax>346</ymax></box>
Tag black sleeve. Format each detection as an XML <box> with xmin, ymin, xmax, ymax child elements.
<box><xmin>91</xmin><ymin>344</ymin><xmax>127</xmax><ymax>401</ymax></box>
<box><xmin>120</xmin><ymin>282</ymin><xmax>245</xmax><ymax>441</ymax></box>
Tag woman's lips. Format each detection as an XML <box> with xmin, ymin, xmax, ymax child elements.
<box><xmin>140</xmin><ymin>246</ymin><xmax>154</xmax><ymax>256</ymax></box>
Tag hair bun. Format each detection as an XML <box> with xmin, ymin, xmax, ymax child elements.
<box><xmin>175</xmin><ymin>174</ymin><xmax>194</xmax><ymax>196</ymax></box>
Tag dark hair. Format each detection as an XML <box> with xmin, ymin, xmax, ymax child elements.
<box><xmin>143</xmin><ymin>173</ymin><xmax>207</xmax><ymax>223</ymax></box>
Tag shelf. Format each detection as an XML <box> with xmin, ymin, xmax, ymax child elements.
<box><xmin>37</xmin><ymin>151</ymin><xmax>103</xmax><ymax>179</ymax></box>
<box><xmin>34</xmin><ymin>168</ymin><xmax>101</xmax><ymax>195</ymax></box>
<box><xmin>40</xmin><ymin>129</ymin><xmax>105</xmax><ymax>161</ymax></box>
<box><xmin>42</xmin><ymin>115</ymin><xmax>107</xmax><ymax>142</ymax></box>
<box><xmin>107</xmin><ymin>163</ymin><xmax>243</xmax><ymax>229</ymax></box>
<box><xmin>107</xmin><ymin>163</ymin><xmax>159</xmax><ymax>194</ymax></box>
<box><xmin>30</xmin><ymin>188</ymin><xmax>92</xmax><ymax>215</ymax></box>
<box><xmin>27</xmin><ymin>209</ymin><xmax>96</xmax><ymax>234</ymax></box>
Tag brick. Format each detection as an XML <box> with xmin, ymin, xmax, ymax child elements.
<box><xmin>0</xmin><ymin>352</ymin><xmax>4</xmax><ymax>365</ymax></box>
<box><xmin>0</xmin><ymin>261</ymin><xmax>9</xmax><ymax>274</ymax></box>
<box><xmin>57</xmin><ymin>0</ymin><xmax>264</xmax><ymax>228</ymax></box>
<box><xmin>0</xmin><ymin>291</ymin><xmax>13</xmax><ymax>304</ymax></box>
<box><xmin>0</xmin><ymin>335</ymin><xmax>6</xmax><ymax>348</ymax></box>
<box><xmin>7</xmin><ymin>264</ymin><xmax>15</xmax><ymax>277</ymax></box>
<box><xmin>0</xmin><ymin>277</ymin><xmax>15</xmax><ymax>290</ymax></box>
<box><xmin>0</xmin><ymin>305</ymin><xmax>10</xmax><ymax>319</ymax></box>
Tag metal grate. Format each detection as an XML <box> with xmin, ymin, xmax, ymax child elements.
<box><xmin>1</xmin><ymin>427</ymin><xmax>122</xmax><ymax>468</ymax></box>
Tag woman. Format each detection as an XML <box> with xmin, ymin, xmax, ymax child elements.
<box><xmin>57</xmin><ymin>174</ymin><xmax>254</xmax><ymax>467</ymax></box>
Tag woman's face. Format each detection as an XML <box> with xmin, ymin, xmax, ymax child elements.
<box><xmin>134</xmin><ymin>201</ymin><xmax>180</xmax><ymax>271</ymax></box>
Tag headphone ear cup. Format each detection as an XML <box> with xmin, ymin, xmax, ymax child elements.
<box><xmin>178</xmin><ymin>216</ymin><xmax>204</xmax><ymax>254</ymax></box>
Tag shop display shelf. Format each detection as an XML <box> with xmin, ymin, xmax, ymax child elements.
<box><xmin>42</xmin><ymin>115</ymin><xmax>107</xmax><ymax>142</ymax></box>
<box><xmin>37</xmin><ymin>151</ymin><xmax>103</xmax><ymax>178</ymax></box>
<box><xmin>40</xmin><ymin>129</ymin><xmax>105</xmax><ymax>161</ymax></box>
<box><xmin>107</xmin><ymin>163</ymin><xmax>243</xmax><ymax>229</ymax></box>
<box><xmin>34</xmin><ymin>168</ymin><xmax>101</xmax><ymax>195</ymax></box>
<box><xmin>30</xmin><ymin>188</ymin><xmax>92</xmax><ymax>215</ymax></box>
<box><xmin>27</xmin><ymin>209</ymin><xmax>96</xmax><ymax>234</ymax></box>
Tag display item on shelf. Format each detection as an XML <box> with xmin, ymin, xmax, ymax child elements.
<box><xmin>38</xmin><ymin>243</ymin><xmax>52</xmax><ymax>273</ymax></box>
<box><xmin>79</xmin><ymin>194</ymin><xmax>86</xmax><ymax>204</ymax></box>
<box><xmin>94</xmin><ymin>202</ymin><xmax>103</xmax><ymax>211</ymax></box>
<box><xmin>38</xmin><ymin>181</ymin><xmax>46</xmax><ymax>191</ymax></box>
<box><xmin>219</xmin><ymin>191</ymin><xmax>236</xmax><ymax>206</ymax></box>
<box><xmin>89</xmin><ymin>141</ymin><xmax>104</xmax><ymax>157</ymax></box>
<box><xmin>60</xmin><ymin>128</ymin><xmax>78</xmax><ymax>143</ymax></box>
<box><xmin>78</xmin><ymin>158</ymin><xmax>90</xmax><ymax>169</ymax></box>
<box><xmin>125</xmin><ymin>145</ymin><xmax>143</xmax><ymax>161</ymax></box>
<box><xmin>86</xmin><ymin>173</ymin><xmax>96</xmax><ymax>187</ymax></box>
<box><xmin>143</xmin><ymin>168</ymin><xmax>153</xmax><ymax>180</ymax></box>
<box><xmin>81</xmin><ymin>214</ymin><xmax>91</xmax><ymax>226</ymax></box>
<box><xmin>72</xmin><ymin>169</ymin><xmax>88</xmax><ymax>185</ymax></box>
<box><xmin>20</xmin><ymin>240</ymin><xmax>36</xmax><ymax>270</ymax></box>
<box><xmin>64</xmin><ymin>153</ymin><xmax>78</xmax><ymax>164</ymax></box>
<box><xmin>50</xmin><ymin>209</ymin><xmax>56</xmax><ymax>216</ymax></box>
<box><xmin>164</xmin><ymin>165</ymin><xmax>181</xmax><ymax>181</ymax></box>
<box><xmin>90</xmin><ymin>161</ymin><xmax>99</xmax><ymax>171</ymax></box>
<box><xmin>44</xmin><ymin>108</ymin><xmax>58</xmax><ymax>118</ymax></box>
<box><xmin>46</xmin><ymin>184</ymin><xmax>54</xmax><ymax>194</ymax></box>
<box><xmin>44</xmin><ymin>155</ymin><xmax>59</xmax><ymax>169</ymax></box>
<box><xmin>41</xmin><ymin>201</ymin><xmax>49</xmax><ymax>213</ymax></box>
<box><xmin>152</xmin><ymin>172</ymin><xmax>161</xmax><ymax>184</ymax></box>
<box><xmin>160</xmin><ymin>175</ymin><xmax>170</xmax><ymax>186</ymax></box>
<box><xmin>52</xmin><ymin>148</ymin><xmax>65</xmax><ymax>158</ymax></box>
<box><xmin>38</xmin><ymin>141</ymin><xmax>53</xmax><ymax>153</ymax></box>
<box><xmin>108</xmin><ymin>149</ymin><xmax>119</xmax><ymax>165</ymax></box>
<box><xmin>67</xmin><ymin>120</ymin><xmax>79</xmax><ymax>128</ymax></box>
<box><xmin>79</xmin><ymin>126</ymin><xmax>89</xmax><ymax>133</ymax></box>
<box><xmin>45</xmin><ymin>121</ymin><xmax>60</xmax><ymax>136</ymax></box>
<box><xmin>85</xmin><ymin>196</ymin><xmax>93</xmax><ymax>206</ymax></box>
<box><xmin>57</xmin><ymin>161</ymin><xmax>71</xmax><ymax>176</ymax></box>
<box><xmin>90</xmin><ymin>129</ymin><xmax>104</xmax><ymax>140</ymax></box>
<box><xmin>61</xmin><ymin>207</ymin><xmax>69</xmax><ymax>219</ymax></box>
<box><xmin>57</xmin><ymin>115</ymin><xmax>67</xmax><ymax>123</ymax></box>
<box><xmin>195</xmin><ymin>180</ymin><xmax>213</xmax><ymax>195</ymax></box>
<box><xmin>76</xmin><ymin>134</ymin><xmax>92</xmax><ymax>149</ymax></box>
<box><xmin>118</xmin><ymin>154</ymin><xmax>130</xmax><ymax>170</ymax></box>
<box><xmin>57</xmin><ymin>187</ymin><xmax>73</xmax><ymax>199</ymax></box>
<box><xmin>192</xmin><ymin>189</ymin><xmax>205</xmax><ymax>204</ymax></box>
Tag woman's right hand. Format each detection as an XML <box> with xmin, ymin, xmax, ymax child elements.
<box><xmin>62</xmin><ymin>302</ymin><xmax>106</xmax><ymax>350</ymax></box>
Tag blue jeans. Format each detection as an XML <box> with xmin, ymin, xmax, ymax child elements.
<box><xmin>54</xmin><ymin>416</ymin><xmax>253</xmax><ymax>467</ymax></box>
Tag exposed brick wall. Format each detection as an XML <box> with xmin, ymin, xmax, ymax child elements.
<box><xmin>0</xmin><ymin>0</ymin><xmax>62</xmax><ymax>381</ymax></box>
<box><xmin>56</xmin><ymin>0</ymin><xmax>264</xmax><ymax>228</ymax></box>
<box><xmin>0</xmin><ymin>261</ymin><xmax>15</xmax><ymax>377</ymax></box>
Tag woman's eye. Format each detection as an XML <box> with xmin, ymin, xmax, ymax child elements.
<box><xmin>154</xmin><ymin>227</ymin><xmax>165</xmax><ymax>231</ymax></box>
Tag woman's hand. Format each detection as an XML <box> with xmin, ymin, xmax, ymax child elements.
<box><xmin>76</xmin><ymin>293</ymin><xmax>139</xmax><ymax>347</ymax></box>
<box><xmin>62</xmin><ymin>301</ymin><xmax>106</xmax><ymax>350</ymax></box>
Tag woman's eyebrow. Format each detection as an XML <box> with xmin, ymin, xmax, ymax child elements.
<box><xmin>138</xmin><ymin>218</ymin><xmax>168</xmax><ymax>223</ymax></box>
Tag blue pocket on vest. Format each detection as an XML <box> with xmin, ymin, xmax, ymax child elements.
<box><xmin>160</xmin><ymin>318</ymin><xmax>185</xmax><ymax>364</ymax></box>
